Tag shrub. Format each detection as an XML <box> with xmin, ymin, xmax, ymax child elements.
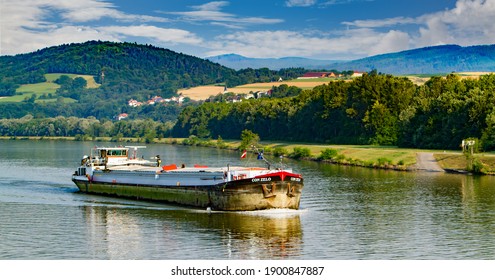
<box><xmin>376</xmin><ymin>157</ymin><xmax>392</xmax><ymax>166</ymax></box>
<box><xmin>289</xmin><ymin>147</ymin><xmax>311</xmax><ymax>159</ymax></box>
<box><xmin>336</xmin><ymin>154</ymin><xmax>346</xmax><ymax>160</ymax></box>
<box><xmin>364</xmin><ymin>160</ymin><xmax>375</xmax><ymax>167</ymax></box>
<box><xmin>182</xmin><ymin>135</ymin><xmax>199</xmax><ymax>146</ymax></box>
<box><xmin>110</xmin><ymin>133</ymin><xmax>123</xmax><ymax>142</ymax></box>
<box><xmin>318</xmin><ymin>148</ymin><xmax>338</xmax><ymax>160</ymax></box>
<box><xmin>471</xmin><ymin>158</ymin><xmax>485</xmax><ymax>174</ymax></box>
<box><xmin>74</xmin><ymin>134</ymin><xmax>90</xmax><ymax>141</ymax></box>
<box><xmin>216</xmin><ymin>135</ymin><xmax>228</xmax><ymax>149</ymax></box>
<box><xmin>239</xmin><ymin>129</ymin><xmax>260</xmax><ymax>150</ymax></box>
<box><xmin>273</xmin><ymin>147</ymin><xmax>288</xmax><ymax>157</ymax></box>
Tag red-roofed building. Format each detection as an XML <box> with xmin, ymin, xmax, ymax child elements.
<box><xmin>128</xmin><ymin>99</ymin><xmax>143</xmax><ymax>107</ymax></box>
<box><xmin>351</xmin><ymin>71</ymin><xmax>364</xmax><ymax>77</ymax></box>
<box><xmin>298</xmin><ymin>72</ymin><xmax>337</xmax><ymax>79</ymax></box>
<box><xmin>116</xmin><ymin>113</ymin><xmax>128</xmax><ymax>120</ymax></box>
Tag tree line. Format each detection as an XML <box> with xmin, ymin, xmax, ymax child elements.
<box><xmin>0</xmin><ymin>115</ymin><xmax>172</xmax><ymax>142</ymax></box>
<box><xmin>172</xmin><ymin>73</ymin><xmax>495</xmax><ymax>151</ymax></box>
<box><xmin>3</xmin><ymin>73</ymin><xmax>495</xmax><ymax>151</ymax></box>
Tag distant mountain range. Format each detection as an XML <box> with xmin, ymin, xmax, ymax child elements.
<box><xmin>207</xmin><ymin>45</ymin><xmax>495</xmax><ymax>74</ymax></box>
<box><xmin>206</xmin><ymin>54</ymin><xmax>342</xmax><ymax>71</ymax></box>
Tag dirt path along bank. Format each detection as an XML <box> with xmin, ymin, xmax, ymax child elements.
<box><xmin>415</xmin><ymin>152</ymin><xmax>444</xmax><ymax>172</ymax></box>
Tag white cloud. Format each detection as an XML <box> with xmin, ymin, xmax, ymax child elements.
<box><xmin>342</xmin><ymin>0</ymin><xmax>495</xmax><ymax>52</ymax></box>
<box><xmin>368</xmin><ymin>30</ymin><xmax>410</xmax><ymax>56</ymax></box>
<box><xmin>287</xmin><ymin>0</ymin><xmax>375</xmax><ymax>7</ymax></box>
<box><xmin>0</xmin><ymin>0</ymin><xmax>192</xmax><ymax>55</ymax></box>
<box><xmin>414</xmin><ymin>0</ymin><xmax>495</xmax><ymax>47</ymax></box>
<box><xmin>343</xmin><ymin>17</ymin><xmax>417</xmax><ymax>28</ymax></box>
<box><xmin>165</xmin><ymin>1</ymin><xmax>283</xmax><ymax>27</ymax></box>
<box><xmin>234</xmin><ymin>0</ymin><xmax>495</xmax><ymax>59</ymax></box>
<box><xmin>204</xmin><ymin>24</ymin><xmax>417</xmax><ymax>59</ymax></box>
<box><xmin>1</xmin><ymin>24</ymin><xmax>119</xmax><ymax>55</ymax></box>
<box><xmin>207</xmin><ymin>29</ymin><xmax>406</xmax><ymax>59</ymax></box>
<box><xmin>2</xmin><ymin>0</ymin><xmax>495</xmax><ymax>60</ymax></box>
<box><xmin>193</xmin><ymin>1</ymin><xmax>230</xmax><ymax>11</ymax></box>
<box><xmin>325</xmin><ymin>0</ymin><xmax>376</xmax><ymax>5</ymax></box>
<box><xmin>285</xmin><ymin>0</ymin><xmax>318</xmax><ymax>7</ymax></box>
<box><xmin>99</xmin><ymin>25</ymin><xmax>202</xmax><ymax>45</ymax></box>
<box><xmin>328</xmin><ymin>0</ymin><xmax>495</xmax><ymax>57</ymax></box>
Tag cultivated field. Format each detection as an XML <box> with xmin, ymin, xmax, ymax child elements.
<box><xmin>179</xmin><ymin>79</ymin><xmax>334</xmax><ymax>100</ymax></box>
<box><xmin>404</xmin><ymin>71</ymin><xmax>494</xmax><ymax>85</ymax></box>
<box><xmin>178</xmin><ymin>86</ymin><xmax>227</xmax><ymax>100</ymax></box>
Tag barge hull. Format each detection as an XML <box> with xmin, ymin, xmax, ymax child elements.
<box><xmin>72</xmin><ymin>177</ymin><xmax>303</xmax><ymax>211</ymax></box>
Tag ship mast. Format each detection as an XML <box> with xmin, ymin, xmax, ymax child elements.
<box><xmin>251</xmin><ymin>145</ymin><xmax>271</xmax><ymax>169</ymax></box>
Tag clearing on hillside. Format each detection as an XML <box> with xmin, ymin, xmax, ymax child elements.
<box><xmin>45</xmin><ymin>73</ymin><xmax>100</xmax><ymax>88</ymax></box>
<box><xmin>0</xmin><ymin>73</ymin><xmax>99</xmax><ymax>103</ymax></box>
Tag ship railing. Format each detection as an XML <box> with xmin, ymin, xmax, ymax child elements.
<box><xmin>83</xmin><ymin>156</ymin><xmax>106</xmax><ymax>167</ymax></box>
<box><xmin>228</xmin><ymin>168</ymin><xmax>272</xmax><ymax>181</ymax></box>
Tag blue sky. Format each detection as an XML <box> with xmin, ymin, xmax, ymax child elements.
<box><xmin>1</xmin><ymin>0</ymin><xmax>494</xmax><ymax>60</ymax></box>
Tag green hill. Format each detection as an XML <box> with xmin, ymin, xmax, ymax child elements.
<box><xmin>0</xmin><ymin>41</ymin><xmax>236</xmax><ymax>96</ymax></box>
<box><xmin>0</xmin><ymin>41</ymin><xmax>305</xmax><ymax>120</ymax></box>
<box><xmin>0</xmin><ymin>41</ymin><xmax>238</xmax><ymax>120</ymax></box>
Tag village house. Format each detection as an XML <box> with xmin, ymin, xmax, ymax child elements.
<box><xmin>298</xmin><ymin>72</ymin><xmax>339</xmax><ymax>79</ymax></box>
<box><xmin>254</xmin><ymin>90</ymin><xmax>272</xmax><ymax>98</ymax></box>
<box><xmin>147</xmin><ymin>96</ymin><xmax>165</xmax><ymax>105</ymax></box>
<box><xmin>245</xmin><ymin>93</ymin><xmax>255</xmax><ymax>99</ymax></box>
<box><xmin>116</xmin><ymin>113</ymin><xmax>128</xmax><ymax>120</ymax></box>
<box><xmin>128</xmin><ymin>99</ymin><xmax>143</xmax><ymax>107</ymax></box>
<box><xmin>163</xmin><ymin>96</ymin><xmax>184</xmax><ymax>103</ymax></box>
<box><xmin>128</xmin><ymin>95</ymin><xmax>184</xmax><ymax>107</ymax></box>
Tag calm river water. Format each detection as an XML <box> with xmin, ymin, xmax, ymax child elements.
<box><xmin>1</xmin><ymin>140</ymin><xmax>495</xmax><ymax>260</ymax></box>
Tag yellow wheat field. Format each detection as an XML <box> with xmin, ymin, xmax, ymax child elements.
<box><xmin>178</xmin><ymin>80</ymin><xmax>332</xmax><ymax>100</ymax></box>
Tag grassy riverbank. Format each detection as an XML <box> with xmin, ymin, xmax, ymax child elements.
<box><xmin>3</xmin><ymin>136</ymin><xmax>495</xmax><ymax>174</ymax></box>
<box><xmin>162</xmin><ymin>137</ymin><xmax>495</xmax><ymax>174</ymax></box>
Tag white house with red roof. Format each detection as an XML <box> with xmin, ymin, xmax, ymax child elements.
<box><xmin>116</xmin><ymin>113</ymin><xmax>128</xmax><ymax>120</ymax></box>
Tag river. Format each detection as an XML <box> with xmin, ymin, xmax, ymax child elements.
<box><xmin>1</xmin><ymin>140</ymin><xmax>495</xmax><ymax>260</ymax></box>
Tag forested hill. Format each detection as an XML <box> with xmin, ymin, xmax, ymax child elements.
<box><xmin>0</xmin><ymin>41</ymin><xmax>236</xmax><ymax>94</ymax></box>
<box><xmin>0</xmin><ymin>41</ymin><xmax>306</xmax><ymax>120</ymax></box>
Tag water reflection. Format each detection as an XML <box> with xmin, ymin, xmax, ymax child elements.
<box><xmin>297</xmin><ymin>161</ymin><xmax>495</xmax><ymax>259</ymax></box>
<box><xmin>81</xmin><ymin>205</ymin><xmax>302</xmax><ymax>259</ymax></box>
<box><xmin>210</xmin><ymin>211</ymin><xmax>303</xmax><ymax>259</ymax></box>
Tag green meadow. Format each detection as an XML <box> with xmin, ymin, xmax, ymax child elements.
<box><xmin>0</xmin><ymin>73</ymin><xmax>98</xmax><ymax>103</ymax></box>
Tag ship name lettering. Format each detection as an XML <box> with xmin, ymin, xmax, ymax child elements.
<box><xmin>252</xmin><ymin>177</ymin><xmax>271</xmax><ymax>182</ymax></box>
